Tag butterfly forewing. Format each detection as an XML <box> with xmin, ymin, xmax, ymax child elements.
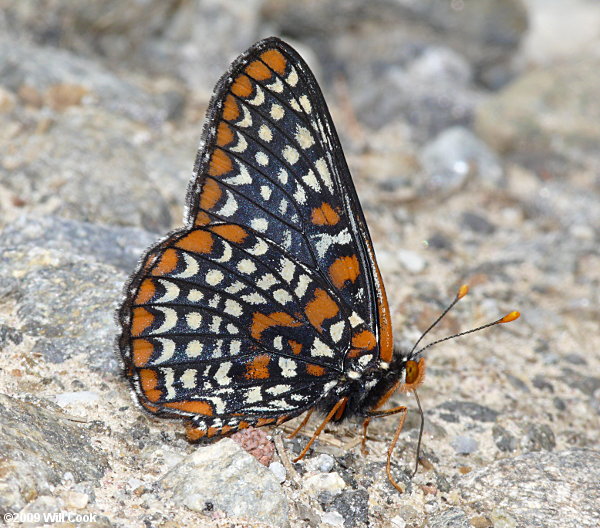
<box><xmin>119</xmin><ymin>37</ymin><xmax>393</xmax><ymax>436</ymax></box>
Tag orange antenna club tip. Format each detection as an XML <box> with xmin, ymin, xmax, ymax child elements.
<box><xmin>499</xmin><ymin>311</ymin><xmax>520</xmax><ymax>323</ymax></box>
<box><xmin>457</xmin><ymin>284</ymin><xmax>469</xmax><ymax>299</ymax></box>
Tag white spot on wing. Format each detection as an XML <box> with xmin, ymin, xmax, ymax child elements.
<box><xmin>286</xmin><ymin>67</ymin><xmax>298</xmax><ymax>87</ymax></box>
<box><xmin>279</xmin><ymin>357</ymin><xmax>297</xmax><ymax>377</ymax></box>
<box><xmin>279</xmin><ymin>258</ymin><xmax>296</xmax><ymax>281</ymax></box>
<box><xmin>215</xmin><ymin>191</ymin><xmax>238</xmax><ymax>217</ymax></box>
<box><xmin>248</xmin><ymin>85</ymin><xmax>264</xmax><ymax>106</ymax></box>
<box><xmin>155</xmin><ymin>280</ymin><xmax>179</xmax><ymax>303</ymax></box>
<box><xmin>224</xmin><ymin>299</ymin><xmax>242</xmax><ymax>317</ymax></box>
<box><xmin>151</xmin><ymin>307</ymin><xmax>178</xmax><ymax>334</ymax></box>
<box><xmin>282</xmin><ymin>145</ymin><xmax>299</xmax><ymax>165</ymax></box>
<box><xmin>247</xmin><ymin>239</ymin><xmax>269</xmax><ymax>256</ymax></box>
<box><xmin>313</xmin><ymin>228</ymin><xmax>352</xmax><ymax>258</ymax></box>
<box><xmin>294</xmin><ymin>274</ymin><xmax>311</xmax><ymax>298</ymax></box>
<box><xmin>302</xmin><ymin>169</ymin><xmax>321</xmax><ymax>192</ymax></box>
<box><xmin>180</xmin><ymin>369</ymin><xmax>197</xmax><ymax>389</ymax></box>
<box><xmin>154</xmin><ymin>338</ymin><xmax>176</xmax><ymax>364</ymax></box>
<box><xmin>266</xmin><ymin>77</ymin><xmax>284</xmax><ymax>93</ymax></box>
<box><xmin>224</xmin><ymin>163</ymin><xmax>252</xmax><ymax>185</ymax></box>
<box><xmin>260</xmin><ymin>185</ymin><xmax>272</xmax><ymax>200</ymax></box>
<box><xmin>330</xmin><ymin>321</ymin><xmax>345</xmax><ymax>343</ymax></box>
<box><xmin>310</xmin><ymin>337</ymin><xmax>334</xmax><ymax>358</ymax></box>
<box><xmin>299</xmin><ymin>95</ymin><xmax>312</xmax><ymax>114</ymax></box>
<box><xmin>251</xmin><ymin>218</ymin><xmax>268</xmax><ymax>233</ymax></box>
<box><xmin>274</xmin><ymin>288</ymin><xmax>293</xmax><ymax>304</ymax></box>
<box><xmin>188</xmin><ymin>289</ymin><xmax>203</xmax><ymax>302</ymax></box>
<box><xmin>257</xmin><ymin>273</ymin><xmax>277</xmax><ymax>290</ymax></box>
<box><xmin>238</xmin><ymin>259</ymin><xmax>257</xmax><ymax>274</ymax></box>
<box><xmin>238</xmin><ymin>105</ymin><xmax>252</xmax><ymax>127</ymax></box>
<box><xmin>215</xmin><ymin>362</ymin><xmax>232</xmax><ymax>385</ymax></box>
<box><xmin>186</xmin><ymin>312</ymin><xmax>202</xmax><ymax>329</ymax></box>
<box><xmin>174</xmin><ymin>252</ymin><xmax>199</xmax><ymax>279</ymax></box>
<box><xmin>316</xmin><ymin>158</ymin><xmax>334</xmax><ymax>191</ymax></box>
<box><xmin>295</xmin><ymin>125</ymin><xmax>314</xmax><ymax>149</ymax></box>
<box><xmin>258</xmin><ymin>124</ymin><xmax>273</xmax><ymax>142</ymax></box>
<box><xmin>206</xmin><ymin>269</ymin><xmax>224</xmax><ymax>285</ymax></box>
<box><xmin>270</xmin><ymin>103</ymin><xmax>285</xmax><ymax>120</ymax></box>
<box><xmin>230</xmin><ymin>132</ymin><xmax>248</xmax><ymax>153</ymax></box>
<box><xmin>186</xmin><ymin>340</ymin><xmax>203</xmax><ymax>357</ymax></box>
<box><xmin>255</xmin><ymin>151</ymin><xmax>269</xmax><ymax>166</ymax></box>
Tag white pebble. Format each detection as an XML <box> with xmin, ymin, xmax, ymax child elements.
<box><xmin>303</xmin><ymin>472</ymin><xmax>346</xmax><ymax>495</ymax></box>
<box><xmin>268</xmin><ymin>461</ymin><xmax>286</xmax><ymax>483</ymax></box>
<box><xmin>321</xmin><ymin>511</ymin><xmax>345</xmax><ymax>527</ymax></box>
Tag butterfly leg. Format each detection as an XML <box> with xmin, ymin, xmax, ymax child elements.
<box><xmin>361</xmin><ymin>405</ymin><xmax>410</xmax><ymax>493</ymax></box>
<box><xmin>292</xmin><ymin>397</ymin><xmax>348</xmax><ymax>462</ymax></box>
<box><xmin>287</xmin><ymin>407</ymin><xmax>315</xmax><ymax>439</ymax></box>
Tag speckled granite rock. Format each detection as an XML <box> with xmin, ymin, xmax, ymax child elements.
<box><xmin>0</xmin><ymin>393</ymin><xmax>108</xmax><ymax>516</ymax></box>
<box><xmin>159</xmin><ymin>438</ymin><xmax>289</xmax><ymax>527</ymax></box>
<box><xmin>457</xmin><ymin>449</ymin><xmax>600</xmax><ymax>528</ymax></box>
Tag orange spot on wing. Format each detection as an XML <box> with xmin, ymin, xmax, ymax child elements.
<box><xmin>223</xmin><ymin>94</ymin><xmax>240</xmax><ymax>121</ymax></box>
<box><xmin>185</xmin><ymin>423</ymin><xmax>206</xmax><ymax>441</ymax></box>
<box><xmin>304</xmin><ymin>288</ymin><xmax>339</xmax><ymax>331</ymax></box>
<box><xmin>164</xmin><ymin>400</ymin><xmax>214</xmax><ymax>416</ymax></box>
<box><xmin>311</xmin><ymin>202</ymin><xmax>340</xmax><ymax>226</ymax></box>
<box><xmin>288</xmin><ymin>340</ymin><xmax>302</xmax><ymax>355</ymax></box>
<box><xmin>329</xmin><ymin>255</ymin><xmax>360</xmax><ymax>289</ymax></box>
<box><xmin>246</xmin><ymin>60</ymin><xmax>273</xmax><ymax>81</ymax></box>
<box><xmin>261</xmin><ymin>49</ymin><xmax>287</xmax><ymax>74</ymax></box>
<box><xmin>152</xmin><ymin>248</ymin><xmax>179</xmax><ymax>276</ymax></box>
<box><xmin>175</xmin><ymin>230</ymin><xmax>214</xmax><ymax>254</ymax></box>
<box><xmin>200</xmin><ymin>179</ymin><xmax>222</xmax><ymax>210</ymax></box>
<box><xmin>231</xmin><ymin>74</ymin><xmax>253</xmax><ymax>98</ymax></box>
<box><xmin>216</xmin><ymin>121</ymin><xmax>234</xmax><ymax>146</ymax></box>
<box><xmin>194</xmin><ymin>212</ymin><xmax>211</xmax><ymax>226</ymax></box>
<box><xmin>131</xmin><ymin>307</ymin><xmax>154</xmax><ymax>336</ymax></box>
<box><xmin>139</xmin><ymin>368</ymin><xmax>161</xmax><ymax>402</ymax></box>
<box><xmin>251</xmin><ymin>312</ymin><xmax>301</xmax><ymax>340</ymax></box>
<box><xmin>135</xmin><ymin>279</ymin><xmax>156</xmax><ymax>304</ymax></box>
<box><xmin>352</xmin><ymin>329</ymin><xmax>376</xmax><ymax>350</ymax></box>
<box><xmin>210</xmin><ymin>224</ymin><xmax>248</xmax><ymax>243</ymax></box>
<box><xmin>132</xmin><ymin>338</ymin><xmax>154</xmax><ymax>367</ymax></box>
<box><xmin>245</xmin><ymin>354</ymin><xmax>271</xmax><ymax>379</ymax></box>
<box><xmin>209</xmin><ymin>148</ymin><xmax>232</xmax><ymax>176</ymax></box>
<box><xmin>306</xmin><ymin>364</ymin><xmax>326</xmax><ymax>376</ymax></box>
<box><xmin>238</xmin><ymin>421</ymin><xmax>250</xmax><ymax>430</ymax></box>
<box><xmin>207</xmin><ymin>427</ymin><xmax>219</xmax><ymax>438</ymax></box>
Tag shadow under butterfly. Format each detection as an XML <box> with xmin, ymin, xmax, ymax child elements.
<box><xmin>118</xmin><ymin>37</ymin><xmax>519</xmax><ymax>491</ymax></box>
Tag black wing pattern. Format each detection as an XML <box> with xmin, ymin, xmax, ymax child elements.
<box><xmin>119</xmin><ymin>37</ymin><xmax>393</xmax><ymax>437</ymax></box>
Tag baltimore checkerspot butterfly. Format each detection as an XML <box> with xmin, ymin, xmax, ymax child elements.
<box><xmin>118</xmin><ymin>37</ymin><xmax>520</xmax><ymax>491</ymax></box>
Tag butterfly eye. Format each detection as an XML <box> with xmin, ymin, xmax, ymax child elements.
<box><xmin>405</xmin><ymin>360</ymin><xmax>419</xmax><ymax>385</ymax></box>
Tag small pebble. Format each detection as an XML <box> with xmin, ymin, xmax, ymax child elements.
<box><xmin>304</xmin><ymin>453</ymin><xmax>335</xmax><ymax>473</ymax></box>
<box><xmin>451</xmin><ymin>435</ymin><xmax>478</xmax><ymax>455</ymax></box>
<box><xmin>52</xmin><ymin>391</ymin><xmax>100</xmax><ymax>406</ymax></box>
<box><xmin>268</xmin><ymin>461</ymin><xmax>286</xmax><ymax>483</ymax></box>
<box><xmin>64</xmin><ymin>490</ymin><xmax>89</xmax><ymax>509</ymax></box>
<box><xmin>321</xmin><ymin>510</ymin><xmax>345</xmax><ymax>527</ymax></box>
<box><xmin>303</xmin><ymin>472</ymin><xmax>346</xmax><ymax>495</ymax></box>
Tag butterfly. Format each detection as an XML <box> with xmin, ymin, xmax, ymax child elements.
<box><xmin>118</xmin><ymin>37</ymin><xmax>519</xmax><ymax>491</ymax></box>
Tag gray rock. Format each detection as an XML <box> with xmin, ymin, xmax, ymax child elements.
<box><xmin>262</xmin><ymin>0</ymin><xmax>527</xmax><ymax>88</ymax></box>
<box><xmin>1</xmin><ymin>215</ymin><xmax>159</xmax><ymax>272</ymax></box>
<box><xmin>0</xmin><ymin>245</ymin><xmax>125</xmax><ymax>372</ymax></box>
<box><xmin>0</xmin><ymin>105</ymin><xmax>173</xmax><ymax>231</ymax></box>
<box><xmin>492</xmin><ymin>424</ymin><xmax>517</xmax><ymax>453</ymax></box>
<box><xmin>475</xmin><ymin>58</ymin><xmax>600</xmax><ymax>172</ymax></box>
<box><xmin>436</xmin><ymin>401</ymin><xmax>499</xmax><ymax>422</ymax></box>
<box><xmin>451</xmin><ymin>435</ymin><xmax>478</xmax><ymax>455</ymax></box>
<box><xmin>159</xmin><ymin>438</ymin><xmax>289</xmax><ymax>527</ymax></box>
<box><xmin>428</xmin><ymin>507</ymin><xmax>471</xmax><ymax>528</ymax></box>
<box><xmin>521</xmin><ymin>423</ymin><xmax>556</xmax><ymax>452</ymax></box>
<box><xmin>461</xmin><ymin>212</ymin><xmax>496</xmax><ymax>235</ymax></box>
<box><xmin>458</xmin><ymin>449</ymin><xmax>600</xmax><ymax>528</ymax></box>
<box><xmin>420</xmin><ymin>127</ymin><xmax>504</xmax><ymax>193</ymax></box>
<box><xmin>0</xmin><ymin>393</ymin><xmax>108</xmax><ymax>515</ymax></box>
<box><xmin>327</xmin><ymin>489</ymin><xmax>369</xmax><ymax>528</ymax></box>
<box><xmin>0</xmin><ymin>37</ymin><xmax>169</xmax><ymax>125</ymax></box>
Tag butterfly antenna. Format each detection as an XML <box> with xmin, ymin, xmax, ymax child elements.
<box><xmin>414</xmin><ymin>309</ymin><xmax>521</xmax><ymax>358</ymax></box>
<box><xmin>408</xmin><ymin>284</ymin><xmax>470</xmax><ymax>357</ymax></box>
